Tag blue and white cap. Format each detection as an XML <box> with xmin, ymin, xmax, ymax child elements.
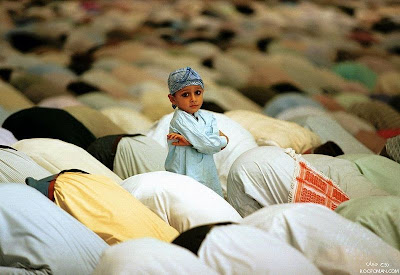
<box><xmin>168</xmin><ymin>67</ymin><xmax>204</xmax><ymax>95</ymax></box>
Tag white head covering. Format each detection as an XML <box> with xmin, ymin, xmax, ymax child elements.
<box><xmin>92</xmin><ymin>238</ymin><xmax>217</xmax><ymax>275</ymax></box>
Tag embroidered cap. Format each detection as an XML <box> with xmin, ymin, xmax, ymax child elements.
<box><xmin>168</xmin><ymin>67</ymin><xmax>204</xmax><ymax>95</ymax></box>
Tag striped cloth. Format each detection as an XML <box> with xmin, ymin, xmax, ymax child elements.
<box><xmin>386</xmin><ymin>135</ymin><xmax>400</xmax><ymax>164</ymax></box>
<box><xmin>0</xmin><ymin>146</ymin><xmax>51</xmax><ymax>183</ymax></box>
<box><xmin>347</xmin><ymin>100</ymin><xmax>400</xmax><ymax>130</ymax></box>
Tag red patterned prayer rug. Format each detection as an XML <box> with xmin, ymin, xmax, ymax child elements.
<box><xmin>289</xmin><ymin>161</ymin><xmax>350</xmax><ymax>210</ymax></box>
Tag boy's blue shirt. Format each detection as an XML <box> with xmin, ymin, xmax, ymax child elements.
<box><xmin>165</xmin><ymin>109</ymin><xmax>227</xmax><ymax>197</ymax></box>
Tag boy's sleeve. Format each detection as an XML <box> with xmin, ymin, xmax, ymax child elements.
<box><xmin>171</xmin><ymin>115</ymin><xmax>226</xmax><ymax>155</ymax></box>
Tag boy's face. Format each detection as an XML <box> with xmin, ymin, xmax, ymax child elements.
<box><xmin>168</xmin><ymin>85</ymin><xmax>204</xmax><ymax>114</ymax></box>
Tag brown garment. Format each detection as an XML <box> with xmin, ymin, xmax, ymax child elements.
<box><xmin>347</xmin><ymin>100</ymin><xmax>400</xmax><ymax>130</ymax></box>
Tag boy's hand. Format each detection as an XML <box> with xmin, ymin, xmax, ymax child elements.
<box><xmin>167</xmin><ymin>133</ymin><xmax>191</xmax><ymax>146</ymax></box>
<box><xmin>219</xmin><ymin>131</ymin><xmax>229</xmax><ymax>150</ymax></box>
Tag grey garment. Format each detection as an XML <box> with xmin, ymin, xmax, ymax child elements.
<box><xmin>227</xmin><ymin>146</ymin><xmax>296</xmax><ymax>217</ymax></box>
<box><xmin>0</xmin><ymin>128</ymin><xmax>17</xmax><ymax>146</ymax></box>
<box><xmin>291</xmin><ymin>114</ymin><xmax>373</xmax><ymax>154</ymax></box>
<box><xmin>385</xmin><ymin>135</ymin><xmax>400</xmax><ymax>163</ymax></box>
<box><xmin>0</xmin><ymin>183</ymin><xmax>108</xmax><ymax>274</ymax></box>
<box><xmin>0</xmin><ymin>106</ymin><xmax>11</xmax><ymax>126</ymax></box>
<box><xmin>0</xmin><ymin>146</ymin><xmax>51</xmax><ymax>184</ymax></box>
<box><xmin>113</xmin><ymin>135</ymin><xmax>168</xmax><ymax>180</ymax></box>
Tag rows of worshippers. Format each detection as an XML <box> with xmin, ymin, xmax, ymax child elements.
<box><xmin>1</xmin><ymin>0</ymin><xmax>400</xmax><ymax>274</ymax></box>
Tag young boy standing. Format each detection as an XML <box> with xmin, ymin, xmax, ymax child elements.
<box><xmin>165</xmin><ymin>67</ymin><xmax>229</xmax><ymax>197</ymax></box>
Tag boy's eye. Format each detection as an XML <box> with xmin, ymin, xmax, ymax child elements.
<box><xmin>195</xmin><ymin>90</ymin><xmax>202</xmax><ymax>95</ymax></box>
<box><xmin>182</xmin><ymin>93</ymin><xmax>189</xmax><ymax>97</ymax></box>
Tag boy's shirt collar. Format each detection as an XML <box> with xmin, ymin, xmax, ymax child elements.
<box><xmin>193</xmin><ymin>111</ymin><xmax>199</xmax><ymax>120</ymax></box>
<box><xmin>177</xmin><ymin>108</ymin><xmax>200</xmax><ymax>120</ymax></box>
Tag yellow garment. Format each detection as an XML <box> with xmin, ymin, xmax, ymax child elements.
<box><xmin>225</xmin><ymin>110</ymin><xmax>321</xmax><ymax>153</ymax></box>
<box><xmin>0</xmin><ymin>80</ymin><xmax>34</xmax><ymax>110</ymax></box>
<box><xmin>54</xmin><ymin>173</ymin><xmax>178</xmax><ymax>245</ymax></box>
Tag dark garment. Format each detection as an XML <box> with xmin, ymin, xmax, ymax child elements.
<box><xmin>389</xmin><ymin>95</ymin><xmax>400</xmax><ymax>113</ymax></box>
<box><xmin>0</xmin><ymin>145</ymin><xmax>16</xmax><ymax>151</ymax></box>
<box><xmin>270</xmin><ymin>82</ymin><xmax>304</xmax><ymax>94</ymax></box>
<box><xmin>26</xmin><ymin>169</ymin><xmax>89</xmax><ymax>200</ymax></box>
<box><xmin>238</xmin><ymin>86</ymin><xmax>277</xmax><ymax>107</ymax></box>
<box><xmin>201</xmin><ymin>101</ymin><xmax>226</xmax><ymax>113</ymax></box>
<box><xmin>2</xmin><ymin>107</ymin><xmax>96</xmax><ymax>149</ymax></box>
<box><xmin>312</xmin><ymin>141</ymin><xmax>344</xmax><ymax>157</ymax></box>
<box><xmin>87</xmin><ymin>134</ymin><xmax>142</xmax><ymax>171</ymax></box>
<box><xmin>66</xmin><ymin>81</ymin><xmax>102</xmax><ymax>95</ymax></box>
<box><xmin>172</xmin><ymin>222</ymin><xmax>233</xmax><ymax>255</ymax></box>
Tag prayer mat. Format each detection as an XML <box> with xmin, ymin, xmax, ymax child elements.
<box><xmin>289</xmin><ymin>159</ymin><xmax>349</xmax><ymax>210</ymax></box>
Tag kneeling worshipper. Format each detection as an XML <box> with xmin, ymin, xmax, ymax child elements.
<box><xmin>227</xmin><ymin>146</ymin><xmax>387</xmax><ymax>217</ymax></box>
<box><xmin>63</xmin><ymin>105</ymin><xmax>127</xmax><ymax>138</ymax></box>
<box><xmin>87</xmin><ymin>134</ymin><xmax>167</xmax><ymax>180</ymax></box>
<box><xmin>2</xmin><ymin>106</ymin><xmax>96</xmax><ymax>149</ymax></box>
<box><xmin>224</xmin><ymin>109</ymin><xmax>321</xmax><ymax>154</ymax></box>
<box><xmin>347</xmin><ymin>100</ymin><xmax>400</xmax><ymax>131</ymax></box>
<box><xmin>172</xmin><ymin>222</ymin><xmax>321</xmax><ymax>274</ymax></box>
<box><xmin>0</xmin><ymin>183</ymin><xmax>108</xmax><ymax>275</ymax></box>
<box><xmin>335</xmin><ymin>196</ymin><xmax>400</xmax><ymax>250</ymax></box>
<box><xmin>338</xmin><ymin>153</ymin><xmax>400</xmax><ymax>196</ymax></box>
<box><xmin>26</xmin><ymin>169</ymin><xmax>179</xmax><ymax>245</ymax></box>
<box><xmin>13</xmin><ymin>138</ymin><xmax>123</xmax><ymax>184</ymax></box>
<box><xmin>241</xmin><ymin>203</ymin><xmax>400</xmax><ymax>274</ymax></box>
<box><xmin>92</xmin><ymin>238</ymin><xmax>218</xmax><ymax>275</ymax></box>
<box><xmin>290</xmin><ymin>114</ymin><xmax>373</xmax><ymax>154</ymax></box>
<box><xmin>0</xmin><ymin>145</ymin><xmax>51</xmax><ymax>183</ymax></box>
<box><xmin>121</xmin><ymin>171</ymin><xmax>242</xmax><ymax>233</ymax></box>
